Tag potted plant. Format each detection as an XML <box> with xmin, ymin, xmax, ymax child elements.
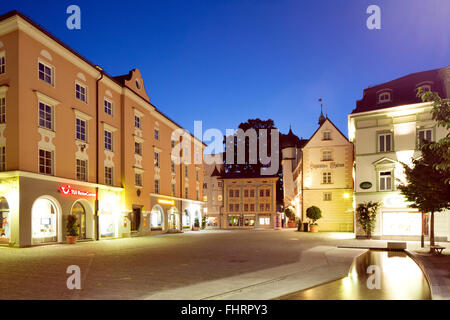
<box><xmin>66</xmin><ymin>214</ymin><xmax>79</xmax><ymax>244</ymax></box>
<box><xmin>284</xmin><ymin>206</ymin><xmax>296</xmax><ymax>228</ymax></box>
<box><xmin>356</xmin><ymin>201</ymin><xmax>381</xmax><ymax>239</ymax></box>
<box><xmin>306</xmin><ymin>206</ymin><xmax>322</xmax><ymax>232</ymax></box>
<box><xmin>201</xmin><ymin>216</ymin><xmax>207</xmax><ymax>230</ymax></box>
<box><xmin>193</xmin><ymin>217</ymin><xmax>200</xmax><ymax>231</ymax></box>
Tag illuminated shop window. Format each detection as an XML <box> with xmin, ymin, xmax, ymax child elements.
<box><xmin>151</xmin><ymin>206</ymin><xmax>163</xmax><ymax>229</ymax></box>
<box><xmin>259</xmin><ymin>217</ymin><xmax>270</xmax><ymax>225</ymax></box>
<box><xmin>244</xmin><ymin>216</ymin><xmax>255</xmax><ymax>226</ymax></box>
<box><xmin>32</xmin><ymin>198</ymin><xmax>57</xmax><ymax>244</ymax></box>
<box><xmin>0</xmin><ymin>197</ymin><xmax>10</xmax><ymax>242</ymax></box>
<box><xmin>182</xmin><ymin>210</ymin><xmax>191</xmax><ymax>227</ymax></box>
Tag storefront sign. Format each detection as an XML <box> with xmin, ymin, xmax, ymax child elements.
<box><xmin>310</xmin><ymin>162</ymin><xmax>344</xmax><ymax>169</ymax></box>
<box><xmin>158</xmin><ymin>199</ymin><xmax>175</xmax><ymax>206</ymax></box>
<box><xmin>59</xmin><ymin>185</ymin><xmax>96</xmax><ymax>198</ymax></box>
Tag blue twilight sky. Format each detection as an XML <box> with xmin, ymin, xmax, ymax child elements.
<box><xmin>2</xmin><ymin>0</ymin><xmax>449</xmax><ymax>144</ymax></box>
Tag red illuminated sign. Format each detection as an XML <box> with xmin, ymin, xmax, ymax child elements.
<box><xmin>59</xmin><ymin>185</ymin><xmax>96</xmax><ymax>198</ymax></box>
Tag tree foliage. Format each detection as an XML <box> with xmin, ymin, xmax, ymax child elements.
<box><xmin>284</xmin><ymin>206</ymin><xmax>296</xmax><ymax>221</ymax></box>
<box><xmin>418</xmin><ymin>88</ymin><xmax>450</xmax><ymax>182</ymax></box>
<box><xmin>223</xmin><ymin>118</ymin><xmax>283</xmax><ymax>204</ymax></box>
<box><xmin>306</xmin><ymin>206</ymin><xmax>322</xmax><ymax>225</ymax></box>
<box><xmin>356</xmin><ymin>202</ymin><xmax>381</xmax><ymax>238</ymax></box>
<box><xmin>66</xmin><ymin>214</ymin><xmax>79</xmax><ymax>237</ymax></box>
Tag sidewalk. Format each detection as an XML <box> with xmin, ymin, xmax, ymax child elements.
<box><xmin>406</xmin><ymin>247</ymin><xmax>450</xmax><ymax>300</ymax></box>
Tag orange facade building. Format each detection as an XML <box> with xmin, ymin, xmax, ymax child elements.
<box><xmin>0</xmin><ymin>11</ymin><xmax>205</xmax><ymax>247</ymax></box>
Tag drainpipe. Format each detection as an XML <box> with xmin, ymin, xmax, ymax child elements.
<box><xmin>95</xmin><ymin>66</ymin><xmax>104</xmax><ymax>241</ymax></box>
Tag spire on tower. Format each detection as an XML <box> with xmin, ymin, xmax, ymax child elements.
<box><xmin>318</xmin><ymin>98</ymin><xmax>326</xmax><ymax>125</ymax></box>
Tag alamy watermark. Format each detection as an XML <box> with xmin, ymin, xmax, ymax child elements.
<box><xmin>170</xmin><ymin>121</ymin><xmax>280</xmax><ymax>176</ymax></box>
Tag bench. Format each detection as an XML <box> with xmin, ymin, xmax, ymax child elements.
<box><xmin>430</xmin><ymin>245</ymin><xmax>446</xmax><ymax>255</ymax></box>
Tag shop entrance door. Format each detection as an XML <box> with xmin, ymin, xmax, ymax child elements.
<box><xmin>168</xmin><ymin>213</ymin><xmax>177</xmax><ymax>230</ymax></box>
<box><xmin>71</xmin><ymin>202</ymin><xmax>87</xmax><ymax>240</ymax></box>
<box><xmin>0</xmin><ymin>197</ymin><xmax>10</xmax><ymax>243</ymax></box>
<box><xmin>131</xmin><ymin>207</ymin><xmax>141</xmax><ymax>232</ymax></box>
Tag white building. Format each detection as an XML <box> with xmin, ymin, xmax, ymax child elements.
<box><xmin>348</xmin><ymin>66</ymin><xmax>450</xmax><ymax>241</ymax></box>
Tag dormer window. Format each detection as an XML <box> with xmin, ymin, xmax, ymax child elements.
<box><xmin>377</xmin><ymin>91</ymin><xmax>392</xmax><ymax>104</ymax></box>
<box><xmin>416</xmin><ymin>81</ymin><xmax>433</xmax><ymax>97</ymax></box>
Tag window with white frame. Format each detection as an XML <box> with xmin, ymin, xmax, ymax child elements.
<box><xmin>154</xmin><ymin>128</ymin><xmax>160</xmax><ymax>140</ymax></box>
<box><xmin>38</xmin><ymin>61</ymin><xmax>54</xmax><ymax>85</ymax></box>
<box><xmin>244</xmin><ymin>204</ymin><xmax>249</xmax><ymax>212</ymax></box>
<box><xmin>135</xmin><ymin>141</ymin><xmax>142</xmax><ymax>155</ymax></box>
<box><xmin>39</xmin><ymin>149</ymin><xmax>53</xmax><ymax>175</ymax></box>
<box><xmin>134</xmin><ymin>115</ymin><xmax>141</xmax><ymax>129</ymax></box>
<box><xmin>260</xmin><ymin>203</ymin><xmax>264</xmax><ymax>211</ymax></box>
<box><xmin>323</xmin><ymin>192</ymin><xmax>332</xmax><ymax>201</ymax></box>
<box><xmin>0</xmin><ymin>52</ymin><xmax>5</xmax><ymax>74</ymax></box>
<box><xmin>378</xmin><ymin>91</ymin><xmax>391</xmax><ymax>104</ymax></box>
<box><xmin>418</xmin><ymin>129</ymin><xmax>433</xmax><ymax>147</ymax></box>
<box><xmin>104</xmin><ymin>130</ymin><xmax>112</xmax><ymax>151</ymax></box>
<box><xmin>75</xmin><ymin>83</ymin><xmax>87</xmax><ymax>103</ymax></box>
<box><xmin>378</xmin><ymin>133</ymin><xmax>392</xmax><ymax>152</ymax></box>
<box><xmin>155</xmin><ymin>179</ymin><xmax>160</xmax><ymax>194</ymax></box>
<box><xmin>265</xmin><ymin>189</ymin><xmax>270</xmax><ymax>197</ymax></box>
<box><xmin>323</xmin><ymin>131</ymin><xmax>331</xmax><ymax>141</ymax></box>
<box><xmin>76</xmin><ymin>118</ymin><xmax>87</xmax><ymax>142</ymax></box>
<box><xmin>0</xmin><ymin>97</ymin><xmax>5</xmax><ymax>124</ymax></box>
<box><xmin>185</xmin><ymin>186</ymin><xmax>189</xmax><ymax>198</ymax></box>
<box><xmin>379</xmin><ymin>171</ymin><xmax>393</xmax><ymax>191</ymax></box>
<box><xmin>196</xmin><ymin>168</ymin><xmax>199</xmax><ymax>181</ymax></box>
<box><xmin>0</xmin><ymin>146</ymin><xmax>5</xmax><ymax>171</ymax></box>
<box><xmin>322</xmin><ymin>172</ymin><xmax>332</xmax><ymax>184</ymax></box>
<box><xmin>105</xmin><ymin>166</ymin><xmax>113</xmax><ymax>185</ymax></box>
<box><xmin>154</xmin><ymin>151</ymin><xmax>160</xmax><ymax>167</ymax></box>
<box><xmin>39</xmin><ymin>102</ymin><xmax>53</xmax><ymax>130</ymax></box>
<box><xmin>185</xmin><ymin>166</ymin><xmax>188</xmax><ymax>178</ymax></box>
<box><xmin>76</xmin><ymin>159</ymin><xmax>88</xmax><ymax>181</ymax></box>
<box><xmin>135</xmin><ymin>173</ymin><xmax>143</xmax><ymax>187</ymax></box>
<box><xmin>322</xmin><ymin>150</ymin><xmax>332</xmax><ymax>161</ymax></box>
<box><xmin>104</xmin><ymin>99</ymin><xmax>113</xmax><ymax>116</ymax></box>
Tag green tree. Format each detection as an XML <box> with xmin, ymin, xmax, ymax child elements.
<box><xmin>398</xmin><ymin>142</ymin><xmax>450</xmax><ymax>248</ymax></box>
<box><xmin>418</xmin><ymin>89</ymin><xmax>450</xmax><ymax>183</ymax></box>
<box><xmin>284</xmin><ymin>206</ymin><xmax>296</xmax><ymax>221</ymax></box>
<box><xmin>306</xmin><ymin>206</ymin><xmax>322</xmax><ymax>225</ymax></box>
<box><xmin>356</xmin><ymin>202</ymin><xmax>381</xmax><ymax>239</ymax></box>
<box><xmin>66</xmin><ymin>214</ymin><xmax>79</xmax><ymax>237</ymax></box>
<box><xmin>223</xmin><ymin>118</ymin><xmax>283</xmax><ymax>204</ymax></box>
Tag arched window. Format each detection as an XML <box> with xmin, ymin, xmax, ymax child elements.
<box><xmin>0</xmin><ymin>197</ymin><xmax>10</xmax><ymax>242</ymax></box>
<box><xmin>150</xmin><ymin>205</ymin><xmax>163</xmax><ymax>229</ymax></box>
<box><xmin>182</xmin><ymin>210</ymin><xmax>191</xmax><ymax>227</ymax></box>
